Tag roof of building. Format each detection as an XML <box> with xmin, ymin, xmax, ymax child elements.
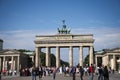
<box><xmin>94</xmin><ymin>50</ymin><xmax>104</xmax><ymax>54</ymax></box>
<box><xmin>0</xmin><ymin>49</ymin><xmax>27</xmax><ymax>55</ymax></box>
<box><xmin>23</xmin><ymin>51</ymin><xmax>35</xmax><ymax>55</ymax></box>
<box><xmin>95</xmin><ymin>47</ymin><xmax>120</xmax><ymax>55</ymax></box>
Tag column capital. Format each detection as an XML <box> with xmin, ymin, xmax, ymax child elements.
<box><xmin>56</xmin><ymin>46</ymin><xmax>59</xmax><ymax>48</ymax></box>
<box><xmin>46</xmin><ymin>46</ymin><xmax>49</xmax><ymax>48</ymax></box>
<box><xmin>35</xmin><ymin>47</ymin><xmax>39</xmax><ymax>48</ymax></box>
<box><xmin>90</xmin><ymin>46</ymin><xmax>93</xmax><ymax>47</ymax></box>
<box><xmin>79</xmin><ymin>46</ymin><xmax>84</xmax><ymax>47</ymax></box>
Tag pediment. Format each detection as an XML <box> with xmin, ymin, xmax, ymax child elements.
<box><xmin>0</xmin><ymin>50</ymin><xmax>20</xmax><ymax>55</ymax></box>
<box><xmin>4</xmin><ymin>51</ymin><xmax>16</xmax><ymax>54</ymax></box>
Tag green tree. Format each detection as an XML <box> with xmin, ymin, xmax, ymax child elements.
<box><xmin>83</xmin><ymin>54</ymin><xmax>89</xmax><ymax>66</ymax></box>
<box><xmin>16</xmin><ymin>49</ymin><xmax>69</xmax><ymax>67</ymax></box>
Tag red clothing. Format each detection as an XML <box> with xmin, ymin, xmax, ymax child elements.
<box><xmin>89</xmin><ymin>66</ymin><xmax>94</xmax><ymax>73</ymax></box>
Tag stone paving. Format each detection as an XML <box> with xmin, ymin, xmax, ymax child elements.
<box><xmin>1</xmin><ymin>73</ymin><xmax>120</xmax><ymax>80</ymax></box>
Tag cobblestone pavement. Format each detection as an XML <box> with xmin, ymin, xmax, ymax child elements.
<box><xmin>1</xmin><ymin>73</ymin><xmax>120</xmax><ymax>80</ymax></box>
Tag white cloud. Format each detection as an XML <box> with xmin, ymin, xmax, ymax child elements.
<box><xmin>0</xmin><ymin>30</ymin><xmax>56</xmax><ymax>50</ymax></box>
<box><xmin>72</xmin><ymin>27</ymin><xmax>120</xmax><ymax>50</ymax></box>
<box><xmin>0</xmin><ymin>27</ymin><xmax>120</xmax><ymax>51</ymax></box>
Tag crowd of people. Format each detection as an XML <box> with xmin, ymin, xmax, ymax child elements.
<box><xmin>21</xmin><ymin>64</ymin><xmax>110</xmax><ymax>80</ymax></box>
<box><xmin>0</xmin><ymin>64</ymin><xmax>114</xmax><ymax>80</ymax></box>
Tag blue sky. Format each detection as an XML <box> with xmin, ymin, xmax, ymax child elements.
<box><xmin>0</xmin><ymin>0</ymin><xmax>120</xmax><ymax>63</ymax></box>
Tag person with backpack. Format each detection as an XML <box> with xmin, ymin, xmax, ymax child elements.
<box><xmin>79</xmin><ymin>66</ymin><xmax>84</xmax><ymax>80</ymax></box>
<box><xmin>89</xmin><ymin>64</ymin><xmax>94</xmax><ymax>80</ymax></box>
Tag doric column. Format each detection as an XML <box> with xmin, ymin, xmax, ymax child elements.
<box><xmin>69</xmin><ymin>46</ymin><xmax>73</xmax><ymax>67</ymax></box>
<box><xmin>46</xmin><ymin>47</ymin><xmax>50</xmax><ymax>67</ymax></box>
<box><xmin>79</xmin><ymin>46</ymin><xmax>83</xmax><ymax>67</ymax></box>
<box><xmin>35</xmin><ymin>47</ymin><xmax>39</xmax><ymax>67</ymax></box>
<box><xmin>13</xmin><ymin>60</ymin><xmax>15</xmax><ymax>70</ymax></box>
<box><xmin>56</xmin><ymin>46</ymin><xmax>60</xmax><ymax>68</ymax></box>
<box><xmin>5</xmin><ymin>61</ymin><xmax>7</xmax><ymax>70</ymax></box>
<box><xmin>2</xmin><ymin>56</ymin><xmax>5</xmax><ymax>70</ymax></box>
<box><xmin>17</xmin><ymin>56</ymin><xmax>20</xmax><ymax>73</ymax></box>
<box><xmin>95</xmin><ymin>56</ymin><xmax>98</xmax><ymax>66</ymax></box>
<box><xmin>11</xmin><ymin>56</ymin><xmax>14</xmax><ymax>71</ymax></box>
<box><xmin>106</xmin><ymin>55</ymin><xmax>109</xmax><ymax>65</ymax></box>
<box><xmin>113</xmin><ymin>55</ymin><xmax>116</xmax><ymax>70</ymax></box>
<box><xmin>89</xmin><ymin>46</ymin><xmax>94</xmax><ymax>65</ymax></box>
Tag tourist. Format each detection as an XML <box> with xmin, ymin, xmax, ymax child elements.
<box><xmin>32</xmin><ymin>66</ymin><xmax>36</xmax><ymax>80</ymax></box>
<box><xmin>84</xmin><ymin>66</ymin><xmax>88</xmax><ymax>76</ymax></box>
<box><xmin>52</xmin><ymin>66</ymin><xmax>57</xmax><ymax>80</ymax></box>
<box><xmin>39</xmin><ymin>66</ymin><xmax>43</xmax><ymax>79</ymax></box>
<box><xmin>59</xmin><ymin>66</ymin><xmax>62</xmax><ymax>74</ymax></box>
<box><xmin>29</xmin><ymin>67</ymin><xmax>32</xmax><ymax>76</ymax></box>
<box><xmin>63</xmin><ymin>65</ymin><xmax>66</xmax><ymax>76</ymax></box>
<box><xmin>103</xmin><ymin>66</ymin><xmax>109</xmax><ymax>80</ymax></box>
<box><xmin>79</xmin><ymin>66</ymin><xmax>84</xmax><ymax>80</ymax></box>
<box><xmin>71</xmin><ymin>66</ymin><xmax>76</xmax><ymax>80</ymax></box>
<box><xmin>89</xmin><ymin>64</ymin><xmax>94</xmax><ymax>80</ymax></box>
<box><xmin>98</xmin><ymin>66</ymin><xmax>103</xmax><ymax>80</ymax></box>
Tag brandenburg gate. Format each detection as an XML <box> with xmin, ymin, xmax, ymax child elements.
<box><xmin>34</xmin><ymin>21</ymin><xmax>95</xmax><ymax>67</ymax></box>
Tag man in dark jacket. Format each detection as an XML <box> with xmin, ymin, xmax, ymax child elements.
<box><xmin>79</xmin><ymin>66</ymin><xmax>84</xmax><ymax>80</ymax></box>
<box><xmin>98</xmin><ymin>66</ymin><xmax>103</xmax><ymax>80</ymax></box>
<box><xmin>71</xmin><ymin>66</ymin><xmax>76</xmax><ymax>80</ymax></box>
<box><xmin>103</xmin><ymin>66</ymin><xmax>109</xmax><ymax>80</ymax></box>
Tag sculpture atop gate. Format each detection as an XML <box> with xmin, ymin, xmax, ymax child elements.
<box><xmin>57</xmin><ymin>20</ymin><xmax>71</xmax><ymax>34</ymax></box>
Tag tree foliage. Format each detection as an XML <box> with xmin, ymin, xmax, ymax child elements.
<box><xmin>16</xmin><ymin>49</ymin><xmax>70</xmax><ymax>67</ymax></box>
<box><xmin>83</xmin><ymin>54</ymin><xmax>89</xmax><ymax>66</ymax></box>
<box><xmin>40</xmin><ymin>52</ymin><xmax>69</xmax><ymax>67</ymax></box>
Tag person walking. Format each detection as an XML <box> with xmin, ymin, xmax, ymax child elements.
<box><xmin>98</xmin><ymin>66</ymin><xmax>103</xmax><ymax>80</ymax></box>
<box><xmin>53</xmin><ymin>66</ymin><xmax>57</xmax><ymax>80</ymax></box>
<box><xmin>71</xmin><ymin>66</ymin><xmax>76</xmax><ymax>80</ymax></box>
<box><xmin>103</xmin><ymin>66</ymin><xmax>109</xmax><ymax>80</ymax></box>
<box><xmin>79</xmin><ymin>66</ymin><xmax>84</xmax><ymax>80</ymax></box>
<box><xmin>31</xmin><ymin>66</ymin><xmax>37</xmax><ymax>80</ymax></box>
<box><xmin>39</xmin><ymin>66</ymin><xmax>43</xmax><ymax>80</ymax></box>
<box><xmin>89</xmin><ymin>64</ymin><xmax>94</xmax><ymax>80</ymax></box>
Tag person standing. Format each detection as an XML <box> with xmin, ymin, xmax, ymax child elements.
<box><xmin>53</xmin><ymin>66</ymin><xmax>57</xmax><ymax>80</ymax></box>
<box><xmin>89</xmin><ymin>64</ymin><xmax>94</xmax><ymax>80</ymax></box>
<box><xmin>103</xmin><ymin>66</ymin><xmax>109</xmax><ymax>80</ymax></box>
<box><xmin>63</xmin><ymin>65</ymin><xmax>66</xmax><ymax>76</ymax></box>
<box><xmin>79</xmin><ymin>66</ymin><xmax>84</xmax><ymax>80</ymax></box>
<box><xmin>39</xmin><ymin>66</ymin><xmax>43</xmax><ymax>79</ymax></box>
<box><xmin>71</xmin><ymin>66</ymin><xmax>76</xmax><ymax>80</ymax></box>
<box><xmin>32</xmin><ymin>66</ymin><xmax>36</xmax><ymax>80</ymax></box>
<box><xmin>98</xmin><ymin>66</ymin><xmax>103</xmax><ymax>80</ymax></box>
<box><xmin>59</xmin><ymin>66</ymin><xmax>62</xmax><ymax>74</ymax></box>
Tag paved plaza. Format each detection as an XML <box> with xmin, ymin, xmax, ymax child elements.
<box><xmin>1</xmin><ymin>73</ymin><xmax>120</xmax><ymax>80</ymax></box>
